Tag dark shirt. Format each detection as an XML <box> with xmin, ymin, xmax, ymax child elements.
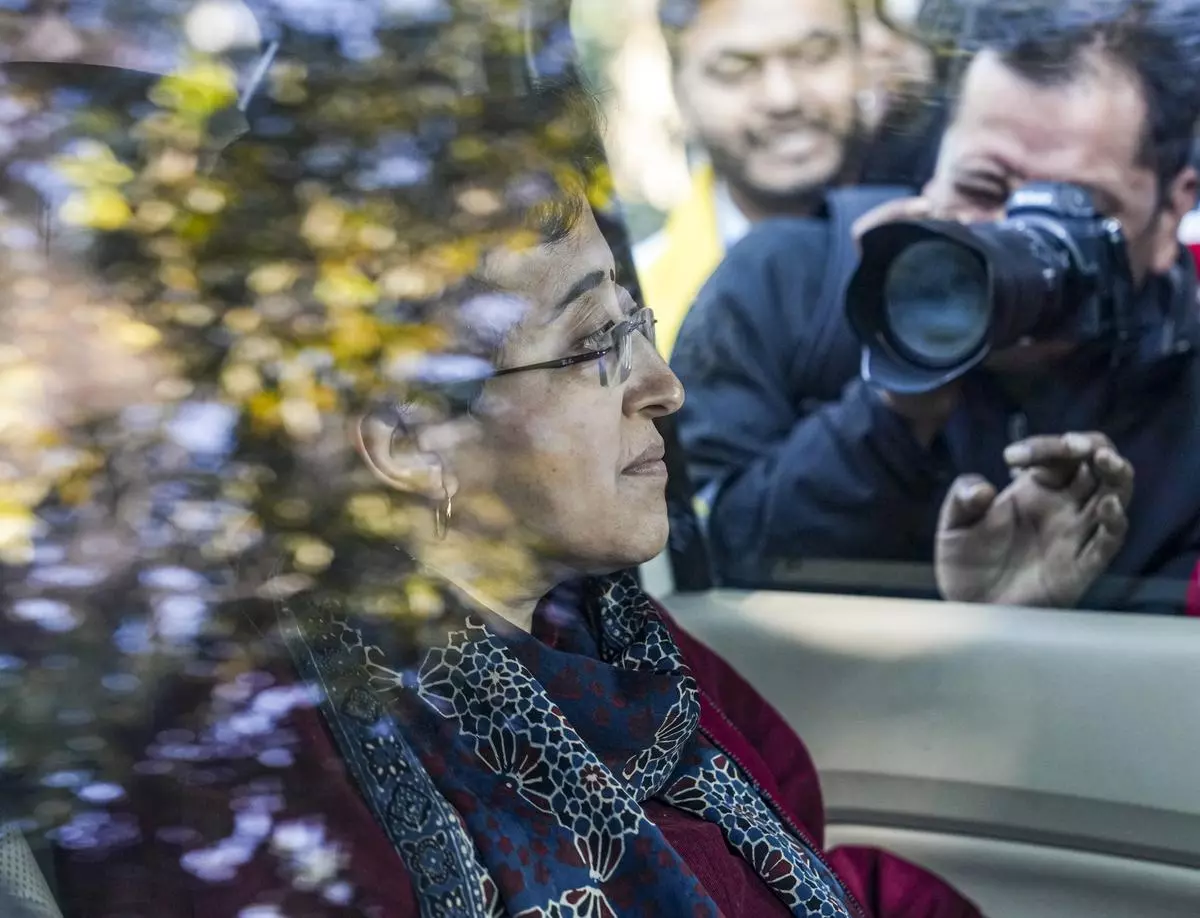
<box><xmin>671</xmin><ymin>217</ymin><xmax>1200</xmax><ymax>612</ymax></box>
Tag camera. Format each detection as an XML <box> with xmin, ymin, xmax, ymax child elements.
<box><xmin>845</xmin><ymin>182</ymin><xmax>1136</xmax><ymax>394</ymax></box>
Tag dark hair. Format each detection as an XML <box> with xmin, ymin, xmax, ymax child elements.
<box><xmin>657</xmin><ymin>0</ymin><xmax>862</xmax><ymax>62</ymax></box>
<box><xmin>375</xmin><ymin>73</ymin><xmax>598</xmax><ymax>418</ymax></box>
<box><xmin>483</xmin><ymin>72</ymin><xmax>600</xmax><ymax>244</ymax></box>
<box><xmin>942</xmin><ymin>0</ymin><xmax>1200</xmax><ymax>190</ymax></box>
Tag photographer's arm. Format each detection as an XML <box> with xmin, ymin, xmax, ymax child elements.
<box><xmin>671</xmin><ymin>225</ymin><xmax>952</xmax><ymax>586</ymax></box>
<box><xmin>697</xmin><ymin>380</ymin><xmax>951</xmax><ymax>585</ymax></box>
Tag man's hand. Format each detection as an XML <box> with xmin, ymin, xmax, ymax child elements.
<box><xmin>936</xmin><ymin>433</ymin><xmax>1134</xmax><ymax>608</ymax></box>
<box><xmin>851</xmin><ymin>192</ymin><xmax>977</xmax><ymax>243</ymax></box>
<box><xmin>851</xmin><ymin>195</ymin><xmax>935</xmax><ymax>245</ymax></box>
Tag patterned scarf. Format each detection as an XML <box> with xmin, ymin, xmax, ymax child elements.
<box><xmin>284</xmin><ymin>572</ymin><xmax>852</xmax><ymax>918</ymax></box>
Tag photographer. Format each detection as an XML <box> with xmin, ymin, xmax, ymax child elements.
<box><xmin>671</xmin><ymin>0</ymin><xmax>1200</xmax><ymax>613</ymax></box>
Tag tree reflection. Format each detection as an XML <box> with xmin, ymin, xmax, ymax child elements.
<box><xmin>0</xmin><ymin>0</ymin><xmax>608</xmax><ymax>862</ymax></box>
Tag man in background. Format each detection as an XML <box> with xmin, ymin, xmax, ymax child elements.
<box><xmin>637</xmin><ymin>0</ymin><xmax>936</xmax><ymax>356</ymax></box>
<box><xmin>671</xmin><ymin>0</ymin><xmax>1200</xmax><ymax>614</ymax></box>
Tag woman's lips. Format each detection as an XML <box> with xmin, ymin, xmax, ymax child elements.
<box><xmin>623</xmin><ymin>458</ymin><xmax>667</xmax><ymax>477</ymax></box>
<box><xmin>622</xmin><ymin>442</ymin><xmax>667</xmax><ymax>476</ymax></box>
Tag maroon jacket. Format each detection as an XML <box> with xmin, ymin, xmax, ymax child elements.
<box><xmin>664</xmin><ymin>611</ymin><xmax>982</xmax><ymax>918</ymax></box>
<box><xmin>54</xmin><ymin>607</ymin><xmax>982</xmax><ymax>918</ymax></box>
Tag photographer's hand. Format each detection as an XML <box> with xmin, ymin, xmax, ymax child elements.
<box><xmin>936</xmin><ymin>433</ymin><xmax>1133</xmax><ymax>608</ymax></box>
<box><xmin>851</xmin><ymin>195</ymin><xmax>934</xmax><ymax>243</ymax></box>
<box><xmin>1003</xmin><ymin>433</ymin><xmax>1134</xmax><ymax>506</ymax></box>
<box><xmin>852</xmin><ymin>192</ymin><xmax>977</xmax><ymax>245</ymax></box>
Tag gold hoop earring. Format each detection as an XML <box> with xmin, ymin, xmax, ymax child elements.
<box><xmin>433</xmin><ymin>491</ymin><xmax>452</xmax><ymax>540</ymax></box>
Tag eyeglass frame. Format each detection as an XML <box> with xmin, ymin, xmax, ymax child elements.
<box><xmin>490</xmin><ymin>305</ymin><xmax>658</xmax><ymax>387</ymax></box>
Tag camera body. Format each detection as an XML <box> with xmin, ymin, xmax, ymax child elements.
<box><xmin>846</xmin><ymin>181</ymin><xmax>1137</xmax><ymax>394</ymax></box>
<box><xmin>993</xmin><ymin>182</ymin><xmax>1133</xmax><ymax>342</ymax></box>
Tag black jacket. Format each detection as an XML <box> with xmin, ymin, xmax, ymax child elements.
<box><xmin>671</xmin><ymin>215</ymin><xmax>1200</xmax><ymax>613</ymax></box>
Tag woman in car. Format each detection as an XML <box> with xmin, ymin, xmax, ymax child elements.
<box><xmin>51</xmin><ymin>165</ymin><xmax>982</xmax><ymax>918</ymax></box>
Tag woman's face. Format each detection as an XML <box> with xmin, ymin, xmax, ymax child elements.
<box><xmin>464</xmin><ymin>208</ymin><xmax>685</xmax><ymax>575</ymax></box>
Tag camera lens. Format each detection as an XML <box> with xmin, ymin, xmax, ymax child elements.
<box><xmin>846</xmin><ymin>183</ymin><xmax>1119</xmax><ymax>395</ymax></box>
<box><xmin>883</xmin><ymin>239</ymin><xmax>991</xmax><ymax>367</ymax></box>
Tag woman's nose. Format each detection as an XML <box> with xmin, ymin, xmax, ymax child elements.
<box><xmin>625</xmin><ymin>334</ymin><xmax>684</xmax><ymax>418</ymax></box>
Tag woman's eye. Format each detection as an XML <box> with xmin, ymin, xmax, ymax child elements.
<box><xmin>576</xmin><ymin>322</ymin><xmax>614</xmax><ymax>352</ymax></box>
<box><xmin>569</xmin><ymin>288</ymin><xmax>635</xmax><ymax>352</ymax></box>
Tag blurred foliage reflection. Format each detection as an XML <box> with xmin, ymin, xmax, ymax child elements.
<box><xmin>0</xmin><ymin>0</ymin><xmax>613</xmax><ymax>851</ymax></box>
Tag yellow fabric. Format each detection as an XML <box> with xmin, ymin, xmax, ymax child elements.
<box><xmin>639</xmin><ymin>163</ymin><xmax>725</xmax><ymax>359</ymax></box>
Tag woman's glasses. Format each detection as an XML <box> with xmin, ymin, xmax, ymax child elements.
<box><xmin>398</xmin><ymin>307</ymin><xmax>657</xmax><ymax>419</ymax></box>
<box><xmin>492</xmin><ymin>306</ymin><xmax>658</xmax><ymax>388</ymax></box>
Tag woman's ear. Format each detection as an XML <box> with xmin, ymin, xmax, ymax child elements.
<box><xmin>353</xmin><ymin>406</ymin><xmax>456</xmax><ymax>502</ymax></box>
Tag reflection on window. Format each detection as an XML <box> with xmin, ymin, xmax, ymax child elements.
<box><xmin>2</xmin><ymin>2</ymin><xmax>1199</xmax><ymax>918</ymax></box>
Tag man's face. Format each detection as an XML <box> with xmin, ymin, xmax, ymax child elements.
<box><xmin>925</xmin><ymin>48</ymin><xmax>1197</xmax><ymax>286</ymax></box>
<box><xmin>673</xmin><ymin>0</ymin><xmax>862</xmax><ymax>206</ymax></box>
